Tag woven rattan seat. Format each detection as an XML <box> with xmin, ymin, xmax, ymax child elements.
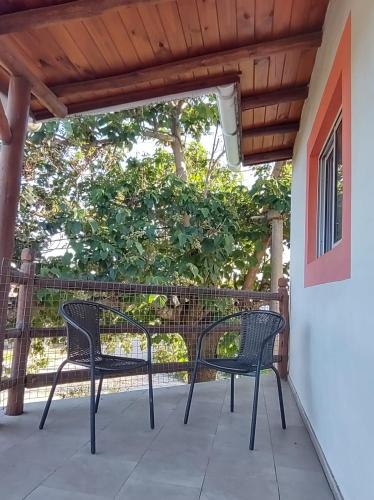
<box><xmin>184</xmin><ymin>310</ymin><xmax>286</xmax><ymax>450</ymax></box>
<box><xmin>70</xmin><ymin>354</ymin><xmax>148</xmax><ymax>371</ymax></box>
<box><xmin>201</xmin><ymin>358</ymin><xmax>258</xmax><ymax>373</ymax></box>
<box><xmin>39</xmin><ymin>300</ymin><xmax>155</xmax><ymax>454</ymax></box>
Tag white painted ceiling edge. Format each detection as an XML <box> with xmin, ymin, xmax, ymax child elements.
<box><xmin>1</xmin><ymin>83</ymin><xmax>242</xmax><ymax>170</ymax></box>
<box><xmin>67</xmin><ymin>83</ymin><xmax>242</xmax><ymax>171</ymax></box>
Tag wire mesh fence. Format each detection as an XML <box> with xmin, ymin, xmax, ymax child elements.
<box><xmin>0</xmin><ymin>253</ymin><xmax>289</xmax><ymax>415</ymax></box>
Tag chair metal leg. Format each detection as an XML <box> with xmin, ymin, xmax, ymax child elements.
<box><xmin>184</xmin><ymin>361</ymin><xmax>199</xmax><ymax>424</ymax></box>
<box><xmin>148</xmin><ymin>362</ymin><xmax>155</xmax><ymax>429</ymax></box>
<box><xmin>39</xmin><ymin>359</ymin><xmax>67</xmax><ymax>430</ymax></box>
<box><xmin>230</xmin><ymin>374</ymin><xmax>235</xmax><ymax>412</ymax></box>
<box><xmin>249</xmin><ymin>369</ymin><xmax>261</xmax><ymax>450</ymax></box>
<box><xmin>272</xmin><ymin>366</ymin><xmax>286</xmax><ymax>429</ymax></box>
<box><xmin>90</xmin><ymin>366</ymin><xmax>96</xmax><ymax>454</ymax></box>
<box><xmin>95</xmin><ymin>374</ymin><xmax>104</xmax><ymax>414</ymax></box>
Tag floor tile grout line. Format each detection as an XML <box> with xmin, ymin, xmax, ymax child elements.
<box><xmin>198</xmin><ymin>377</ymin><xmax>229</xmax><ymax>499</ymax></box>
<box><xmin>113</xmin><ymin>390</ymin><xmax>188</xmax><ymax>499</ymax></box>
<box><xmin>23</xmin><ymin>392</ymin><xmax>151</xmax><ymax>499</ymax></box>
<box><xmin>263</xmin><ymin>376</ymin><xmax>281</xmax><ymax>500</ymax></box>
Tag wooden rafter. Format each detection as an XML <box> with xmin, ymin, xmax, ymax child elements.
<box><xmin>51</xmin><ymin>32</ymin><xmax>322</xmax><ymax>99</ymax></box>
<box><xmin>33</xmin><ymin>73</ymin><xmax>240</xmax><ymax>120</ymax></box>
<box><xmin>243</xmin><ymin>148</ymin><xmax>293</xmax><ymax>166</ymax></box>
<box><xmin>0</xmin><ymin>98</ymin><xmax>11</xmax><ymax>144</ymax></box>
<box><xmin>0</xmin><ymin>0</ymin><xmax>171</xmax><ymax>35</ymax></box>
<box><xmin>0</xmin><ymin>39</ymin><xmax>67</xmax><ymax>118</ymax></box>
<box><xmin>242</xmin><ymin>86</ymin><xmax>309</xmax><ymax>110</ymax></box>
<box><xmin>242</xmin><ymin>121</ymin><xmax>300</xmax><ymax>138</ymax></box>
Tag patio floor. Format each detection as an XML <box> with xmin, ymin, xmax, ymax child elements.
<box><xmin>0</xmin><ymin>376</ymin><xmax>333</xmax><ymax>500</ymax></box>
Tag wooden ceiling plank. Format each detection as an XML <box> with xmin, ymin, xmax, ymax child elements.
<box><xmin>176</xmin><ymin>0</ymin><xmax>204</xmax><ymax>56</ymax></box>
<box><xmin>253</xmin><ymin>56</ymin><xmax>270</xmax><ymax>150</ymax></box>
<box><xmin>83</xmin><ymin>17</ymin><xmax>126</xmax><ymax>72</ymax></box>
<box><xmin>0</xmin><ymin>38</ymin><xmax>67</xmax><ymax>117</ymax></box>
<box><xmin>243</xmin><ymin>147</ymin><xmax>293</xmax><ymax>165</ymax></box>
<box><xmin>243</xmin><ymin>121</ymin><xmax>299</xmax><ymax>138</ymax></box>
<box><xmin>0</xmin><ymin>98</ymin><xmax>11</xmax><ymax>144</ymax></box>
<box><xmin>236</xmin><ymin>0</ymin><xmax>255</xmax><ymax>44</ymax></box>
<box><xmin>272</xmin><ymin>0</ymin><xmax>293</xmax><ymax>36</ymax></box>
<box><xmin>138</xmin><ymin>3</ymin><xmax>173</xmax><ymax>62</ymax></box>
<box><xmin>65</xmin><ymin>20</ymin><xmax>112</xmax><ymax>74</ymax></box>
<box><xmin>51</xmin><ymin>31</ymin><xmax>321</xmax><ymax>98</ymax></box>
<box><xmin>158</xmin><ymin>2</ymin><xmax>188</xmax><ymax>59</ymax></box>
<box><xmin>47</xmin><ymin>24</ymin><xmax>97</xmax><ymax>80</ymax></box>
<box><xmin>196</xmin><ymin>0</ymin><xmax>220</xmax><ymax>49</ymax></box>
<box><xmin>216</xmin><ymin>0</ymin><xmax>238</xmax><ymax>47</ymax></box>
<box><xmin>0</xmin><ymin>0</ymin><xmax>172</xmax><ymax>35</ymax></box>
<box><xmin>100</xmin><ymin>10</ymin><xmax>140</xmax><ymax>69</ymax></box>
<box><xmin>263</xmin><ymin>53</ymin><xmax>285</xmax><ymax>150</ymax></box>
<box><xmin>308</xmin><ymin>0</ymin><xmax>329</xmax><ymax>30</ymax></box>
<box><xmin>119</xmin><ymin>6</ymin><xmax>156</xmax><ymax>66</ymax></box>
<box><xmin>33</xmin><ymin>72</ymin><xmax>240</xmax><ymax>120</ymax></box>
<box><xmin>242</xmin><ymin>85</ymin><xmax>309</xmax><ymax>110</ymax></box>
<box><xmin>255</xmin><ymin>0</ymin><xmax>275</xmax><ymax>40</ymax></box>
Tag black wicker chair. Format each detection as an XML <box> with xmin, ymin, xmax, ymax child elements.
<box><xmin>184</xmin><ymin>310</ymin><xmax>286</xmax><ymax>450</ymax></box>
<box><xmin>39</xmin><ymin>300</ymin><xmax>154</xmax><ymax>454</ymax></box>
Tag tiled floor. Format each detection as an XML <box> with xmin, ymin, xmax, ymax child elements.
<box><xmin>0</xmin><ymin>376</ymin><xmax>334</xmax><ymax>500</ymax></box>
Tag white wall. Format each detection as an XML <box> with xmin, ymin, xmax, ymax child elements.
<box><xmin>290</xmin><ymin>1</ymin><xmax>374</xmax><ymax>498</ymax></box>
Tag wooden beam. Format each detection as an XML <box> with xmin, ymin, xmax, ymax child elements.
<box><xmin>242</xmin><ymin>86</ymin><xmax>309</xmax><ymax>110</ymax></box>
<box><xmin>242</xmin><ymin>121</ymin><xmax>300</xmax><ymax>138</ymax></box>
<box><xmin>0</xmin><ymin>0</ymin><xmax>170</xmax><ymax>35</ymax></box>
<box><xmin>51</xmin><ymin>32</ymin><xmax>322</xmax><ymax>99</ymax></box>
<box><xmin>0</xmin><ymin>38</ymin><xmax>67</xmax><ymax>118</ymax></box>
<box><xmin>33</xmin><ymin>73</ymin><xmax>240</xmax><ymax>120</ymax></box>
<box><xmin>0</xmin><ymin>98</ymin><xmax>11</xmax><ymax>143</ymax></box>
<box><xmin>243</xmin><ymin>148</ymin><xmax>293</xmax><ymax>166</ymax></box>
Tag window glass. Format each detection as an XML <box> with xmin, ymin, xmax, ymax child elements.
<box><xmin>334</xmin><ymin>121</ymin><xmax>343</xmax><ymax>243</ymax></box>
<box><xmin>317</xmin><ymin>115</ymin><xmax>343</xmax><ymax>257</ymax></box>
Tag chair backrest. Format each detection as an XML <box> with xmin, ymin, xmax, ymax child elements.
<box><xmin>238</xmin><ymin>310</ymin><xmax>285</xmax><ymax>367</ymax></box>
<box><xmin>60</xmin><ymin>301</ymin><xmax>102</xmax><ymax>363</ymax></box>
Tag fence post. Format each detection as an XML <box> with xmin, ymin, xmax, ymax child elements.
<box><xmin>268</xmin><ymin>210</ymin><xmax>284</xmax><ymax>312</ymax></box>
<box><xmin>278</xmin><ymin>277</ymin><xmax>290</xmax><ymax>379</ymax></box>
<box><xmin>6</xmin><ymin>248</ymin><xmax>35</xmax><ymax>415</ymax></box>
<box><xmin>0</xmin><ymin>258</ymin><xmax>11</xmax><ymax>384</ymax></box>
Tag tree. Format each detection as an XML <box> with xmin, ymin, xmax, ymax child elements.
<box><xmin>17</xmin><ymin>97</ymin><xmax>291</xmax><ymax>380</ymax></box>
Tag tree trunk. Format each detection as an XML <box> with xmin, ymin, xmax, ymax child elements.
<box><xmin>241</xmin><ymin>161</ymin><xmax>286</xmax><ymax>291</ymax></box>
<box><xmin>181</xmin><ymin>331</ymin><xmax>218</xmax><ymax>383</ymax></box>
<box><xmin>242</xmin><ymin>236</ymin><xmax>271</xmax><ymax>290</ymax></box>
<box><xmin>171</xmin><ymin>110</ymin><xmax>187</xmax><ymax>181</ymax></box>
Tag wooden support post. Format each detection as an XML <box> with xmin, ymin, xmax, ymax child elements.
<box><xmin>0</xmin><ymin>76</ymin><xmax>31</xmax><ymax>260</ymax></box>
<box><xmin>0</xmin><ymin>98</ymin><xmax>11</xmax><ymax>144</ymax></box>
<box><xmin>6</xmin><ymin>249</ymin><xmax>35</xmax><ymax>415</ymax></box>
<box><xmin>0</xmin><ymin>76</ymin><xmax>31</xmax><ymax>388</ymax></box>
<box><xmin>268</xmin><ymin>210</ymin><xmax>284</xmax><ymax>312</ymax></box>
<box><xmin>278</xmin><ymin>277</ymin><xmax>290</xmax><ymax>379</ymax></box>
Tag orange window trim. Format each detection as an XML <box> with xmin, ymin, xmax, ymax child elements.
<box><xmin>304</xmin><ymin>15</ymin><xmax>351</xmax><ymax>287</ymax></box>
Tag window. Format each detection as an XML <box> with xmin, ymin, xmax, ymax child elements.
<box><xmin>317</xmin><ymin>115</ymin><xmax>343</xmax><ymax>256</ymax></box>
<box><xmin>304</xmin><ymin>15</ymin><xmax>351</xmax><ymax>287</ymax></box>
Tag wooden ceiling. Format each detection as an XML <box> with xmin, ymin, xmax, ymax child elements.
<box><xmin>0</xmin><ymin>0</ymin><xmax>330</xmax><ymax>165</ymax></box>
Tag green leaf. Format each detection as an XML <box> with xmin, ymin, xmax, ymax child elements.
<box><xmin>134</xmin><ymin>241</ymin><xmax>144</xmax><ymax>255</ymax></box>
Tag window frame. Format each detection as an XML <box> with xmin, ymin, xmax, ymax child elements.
<box><xmin>317</xmin><ymin>112</ymin><xmax>343</xmax><ymax>257</ymax></box>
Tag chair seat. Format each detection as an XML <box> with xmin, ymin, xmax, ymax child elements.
<box><xmin>201</xmin><ymin>357</ymin><xmax>271</xmax><ymax>373</ymax></box>
<box><xmin>69</xmin><ymin>354</ymin><xmax>148</xmax><ymax>372</ymax></box>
